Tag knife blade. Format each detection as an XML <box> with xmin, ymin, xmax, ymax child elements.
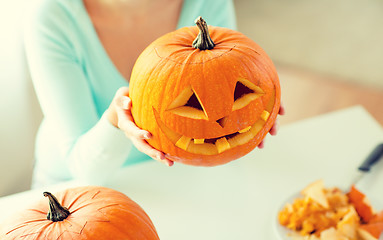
<box><xmin>351</xmin><ymin>143</ymin><xmax>383</xmax><ymax>186</ymax></box>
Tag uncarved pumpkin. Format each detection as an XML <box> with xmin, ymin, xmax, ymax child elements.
<box><xmin>129</xmin><ymin>17</ymin><xmax>281</xmax><ymax>166</ymax></box>
<box><xmin>0</xmin><ymin>186</ymin><xmax>160</xmax><ymax>240</ymax></box>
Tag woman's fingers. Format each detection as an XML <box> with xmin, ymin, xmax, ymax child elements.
<box><xmin>107</xmin><ymin>87</ymin><xmax>131</xmax><ymax>127</ymax></box>
<box><xmin>118</xmin><ymin>114</ymin><xmax>150</xmax><ymax>139</ymax></box>
<box><xmin>111</xmin><ymin>86</ymin><xmax>174</xmax><ymax>167</ymax></box>
<box><xmin>164</xmin><ymin>154</ymin><xmax>182</xmax><ymax>162</ymax></box>
<box><xmin>114</xmin><ymin>97</ymin><xmax>151</xmax><ymax>139</ymax></box>
<box><xmin>117</xmin><ymin>95</ymin><xmax>132</xmax><ymax>110</ymax></box>
<box><xmin>258</xmin><ymin>102</ymin><xmax>284</xmax><ymax>149</ymax></box>
<box><xmin>116</xmin><ymin>102</ymin><xmax>173</xmax><ymax>166</ymax></box>
<box><xmin>279</xmin><ymin>102</ymin><xmax>285</xmax><ymax>115</ymax></box>
<box><xmin>115</xmin><ymin>86</ymin><xmax>130</xmax><ymax>98</ymax></box>
<box><xmin>269</xmin><ymin>101</ymin><xmax>284</xmax><ymax>136</ymax></box>
<box><xmin>114</xmin><ymin>91</ymin><xmax>150</xmax><ymax>139</ymax></box>
<box><xmin>164</xmin><ymin>159</ymin><xmax>174</xmax><ymax>166</ymax></box>
<box><xmin>258</xmin><ymin>140</ymin><xmax>265</xmax><ymax>149</ymax></box>
<box><xmin>269</xmin><ymin>119</ymin><xmax>279</xmax><ymax>136</ymax></box>
<box><xmin>131</xmin><ymin>138</ymin><xmax>174</xmax><ymax>166</ymax></box>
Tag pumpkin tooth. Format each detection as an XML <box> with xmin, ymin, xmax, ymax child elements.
<box><xmin>261</xmin><ymin>110</ymin><xmax>270</xmax><ymax>121</ymax></box>
<box><xmin>175</xmin><ymin>136</ymin><xmax>192</xmax><ymax>150</ymax></box>
<box><xmin>238</xmin><ymin>126</ymin><xmax>251</xmax><ymax>133</ymax></box>
<box><xmin>215</xmin><ymin>137</ymin><xmax>231</xmax><ymax>153</ymax></box>
<box><xmin>194</xmin><ymin>138</ymin><xmax>205</xmax><ymax>144</ymax></box>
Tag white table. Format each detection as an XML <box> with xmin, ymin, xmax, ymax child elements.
<box><xmin>1</xmin><ymin>105</ymin><xmax>382</xmax><ymax>239</ymax></box>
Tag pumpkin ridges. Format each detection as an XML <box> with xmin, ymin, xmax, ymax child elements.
<box><xmin>60</xmin><ymin>221</ymin><xmax>81</xmax><ymax>240</ymax></box>
<box><xmin>130</xmin><ymin>46</ymin><xmax>161</xmax><ymax>125</ymax></box>
<box><xmin>149</xmin><ymin>54</ymin><xmax>194</xmax><ymax>151</ymax></box>
<box><xmin>106</xmin><ymin>207</ymin><xmax>160</xmax><ymax>239</ymax></box>
<box><xmin>210</xmin><ymin>26</ymin><xmax>251</xmax><ymax>45</ymax></box>
<box><xmin>49</xmin><ymin>221</ymin><xmax>68</xmax><ymax>239</ymax></box>
<box><xmin>154</xmin><ymin>28</ymin><xmax>235</xmax><ymax>65</ymax></box>
<box><xmin>131</xmin><ymin>51</ymin><xmax>164</xmax><ymax>131</ymax></box>
<box><xmin>190</xmin><ymin>52</ymin><xmax>234</xmax><ymax>122</ymax></box>
<box><xmin>3</xmin><ymin>210</ymin><xmax>53</xmax><ymax>238</ymax></box>
<box><xmin>21</xmin><ymin>220</ymin><xmax>53</xmax><ymax>239</ymax></box>
<box><xmin>231</xmin><ymin>45</ymin><xmax>276</xmax><ymax>84</ymax></box>
<box><xmin>153</xmin><ymin>49</ymin><xmax>201</xmax><ymax>124</ymax></box>
<box><xmin>1</xmin><ymin>186</ymin><xmax>160</xmax><ymax>240</ymax></box>
<box><xmin>64</xmin><ymin>190</ymin><xmax>90</xmax><ymax>210</ymax></box>
<box><xmin>61</xmin><ymin>219</ymin><xmax>87</xmax><ymax>236</ymax></box>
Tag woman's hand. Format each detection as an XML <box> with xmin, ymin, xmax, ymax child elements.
<box><xmin>107</xmin><ymin>87</ymin><xmax>174</xmax><ymax>166</ymax></box>
<box><xmin>258</xmin><ymin>102</ymin><xmax>285</xmax><ymax>149</ymax></box>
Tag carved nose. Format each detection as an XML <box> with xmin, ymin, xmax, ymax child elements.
<box><xmin>216</xmin><ymin>116</ymin><xmax>228</xmax><ymax>128</ymax></box>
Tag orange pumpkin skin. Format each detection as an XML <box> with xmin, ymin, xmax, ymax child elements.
<box><xmin>129</xmin><ymin>18</ymin><xmax>281</xmax><ymax>166</ymax></box>
<box><xmin>0</xmin><ymin>186</ymin><xmax>160</xmax><ymax>240</ymax></box>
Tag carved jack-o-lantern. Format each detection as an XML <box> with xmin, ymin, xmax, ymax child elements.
<box><xmin>129</xmin><ymin>17</ymin><xmax>281</xmax><ymax>166</ymax></box>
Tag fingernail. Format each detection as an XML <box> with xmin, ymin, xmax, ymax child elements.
<box><xmin>157</xmin><ymin>153</ymin><xmax>164</xmax><ymax>160</ymax></box>
<box><xmin>122</xmin><ymin>96</ymin><xmax>131</xmax><ymax>109</ymax></box>
<box><xmin>143</xmin><ymin>132</ymin><xmax>151</xmax><ymax>139</ymax></box>
<box><xmin>271</xmin><ymin>124</ymin><xmax>278</xmax><ymax>135</ymax></box>
<box><xmin>279</xmin><ymin>102</ymin><xmax>286</xmax><ymax>115</ymax></box>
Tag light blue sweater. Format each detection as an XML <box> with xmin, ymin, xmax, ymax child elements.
<box><xmin>24</xmin><ymin>0</ymin><xmax>237</xmax><ymax>188</ymax></box>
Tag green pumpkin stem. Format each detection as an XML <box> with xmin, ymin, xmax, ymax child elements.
<box><xmin>43</xmin><ymin>192</ymin><xmax>70</xmax><ymax>222</ymax></box>
<box><xmin>192</xmin><ymin>16</ymin><xmax>215</xmax><ymax>50</ymax></box>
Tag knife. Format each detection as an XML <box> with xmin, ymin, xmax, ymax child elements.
<box><xmin>351</xmin><ymin>143</ymin><xmax>383</xmax><ymax>186</ymax></box>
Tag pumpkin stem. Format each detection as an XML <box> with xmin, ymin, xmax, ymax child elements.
<box><xmin>43</xmin><ymin>192</ymin><xmax>70</xmax><ymax>222</ymax></box>
<box><xmin>192</xmin><ymin>16</ymin><xmax>215</xmax><ymax>50</ymax></box>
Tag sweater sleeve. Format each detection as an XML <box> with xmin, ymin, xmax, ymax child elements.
<box><xmin>24</xmin><ymin>0</ymin><xmax>132</xmax><ymax>185</ymax></box>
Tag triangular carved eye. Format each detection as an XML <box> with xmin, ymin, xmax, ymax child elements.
<box><xmin>232</xmin><ymin>78</ymin><xmax>265</xmax><ymax>111</ymax></box>
<box><xmin>167</xmin><ymin>86</ymin><xmax>208</xmax><ymax>120</ymax></box>
<box><xmin>185</xmin><ymin>92</ymin><xmax>204</xmax><ymax>111</ymax></box>
<box><xmin>234</xmin><ymin>81</ymin><xmax>254</xmax><ymax>101</ymax></box>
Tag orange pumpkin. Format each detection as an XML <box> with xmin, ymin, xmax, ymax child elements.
<box><xmin>0</xmin><ymin>186</ymin><xmax>160</xmax><ymax>240</ymax></box>
<box><xmin>129</xmin><ymin>17</ymin><xmax>281</xmax><ymax>166</ymax></box>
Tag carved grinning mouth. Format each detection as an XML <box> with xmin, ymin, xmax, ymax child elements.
<box><xmin>153</xmin><ymin>109</ymin><xmax>270</xmax><ymax>155</ymax></box>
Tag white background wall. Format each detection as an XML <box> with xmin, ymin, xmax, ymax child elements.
<box><xmin>235</xmin><ymin>0</ymin><xmax>383</xmax><ymax>89</ymax></box>
<box><xmin>0</xmin><ymin>0</ymin><xmax>42</xmax><ymax>196</ymax></box>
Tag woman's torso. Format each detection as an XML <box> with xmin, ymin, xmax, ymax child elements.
<box><xmin>30</xmin><ymin>0</ymin><xmax>236</xmax><ymax>187</ymax></box>
<box><xmin>83</xmin><ymin>0</ymin><xmax>184</xmax><ymax>80</ymax></box>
